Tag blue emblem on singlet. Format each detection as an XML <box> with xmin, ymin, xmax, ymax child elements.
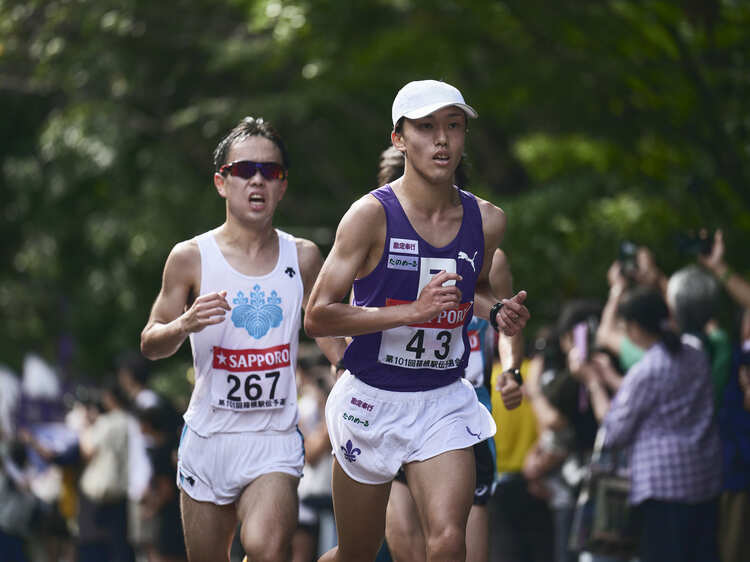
<box><xmin>231</xmin><ymin>285</ymin><xmax>283</xmax><ymax>339</ymax></box>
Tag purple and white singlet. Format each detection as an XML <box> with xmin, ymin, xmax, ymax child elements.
<box><xmin>342</xmin><ymin>184</ymin><xmax>485</xmax><ymax>391</ymax></box>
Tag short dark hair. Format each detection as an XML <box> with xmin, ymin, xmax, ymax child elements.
<box><xmin>618</xmin><ymin>287</ymin><xmax>681</xmax><ymax>354</ymax></box>
<box><xmin>213</xmin><ymin>116</ymin><xmax>289</xmax><ymax>173</ymax></box>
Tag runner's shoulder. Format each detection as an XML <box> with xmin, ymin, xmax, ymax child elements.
<box><xmin>336</xmin><ymin>192</ymin><xmax>386</xmax><ymax>242</ymax></box>
<box><xmin>293</xmin><ymin>236</ymin><xmax>324</xmax><ymax>277</ymax></box>
<box><xmin>165</xmin><ymin>238</ymin><xmax>201</xmax><ymax>274</ymax></box>
<box><xmin>474</xmin><ymin>196</ymin><xmax>506</xmax><ymax>241</ymax></box>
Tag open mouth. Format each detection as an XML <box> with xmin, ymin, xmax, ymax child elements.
<box><xmin>248</xmin><ymin>193</ymin><xmax>266</xmax><ymax>209</ymax></box>
<box><xmin>433</xmin><ymin>153</ymin><xmax>451</xmax><ymax>163</ymax></box>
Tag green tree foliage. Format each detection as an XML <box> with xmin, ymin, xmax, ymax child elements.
<box><xmin>1</xmin><ymin>0</ymin><xmax>749</xmax><ymax>384</ymax></box>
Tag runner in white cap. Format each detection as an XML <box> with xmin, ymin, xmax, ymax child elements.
<box><xmin>306</xmin><ymin>79</ymin><xmax>529</xmax><ymax>562</ymax></box>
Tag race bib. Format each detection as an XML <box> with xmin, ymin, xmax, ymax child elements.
<box><xmin>464</xmin><ymin>329</ymin><xmax>484</xmax><ymax>387</ymax></box>
<box><xmin>210</xmin><ymin>344</ymin><xmax>292</xmax><ymax>411</ymax></box>
<box><xmin>378</xmin><ymin>299</ymin><xmax>472</xmax><ymax>370</ymax></box>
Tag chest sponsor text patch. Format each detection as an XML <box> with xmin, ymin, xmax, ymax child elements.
<box><xmin>389</xmin><ymin>238</ymin><xmax>419</xmax><ymax>255</ymax></box>
<box><xmin>387</xmin><ymin>254</ymin><xmax>419</xmax><ymax>271</ymax></box>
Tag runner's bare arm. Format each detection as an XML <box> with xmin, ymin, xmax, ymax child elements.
<box><xmin>474</xmin><ymin>199</ymin><xmax>529</xmax><ymax>337</ymax></box>
<box><xmin>491</xmin><ymin>249</ymin><xmax>525</xmax><ymax>370</ymax></box>
<box><xmin>140</xmin><ymin>240</ymin><xmax>230</xmax><ymax>360</ymax></box>
<box><xmin>305</xmin><ymin>196</ymin><xmax>462</xmax><ymax>338</ymax></box>
<box><xmin>473</xmin><ymin>200</ymin><xmax>507</xmax><ymax>317</ymax></box>
<box><xmin>297</xmin><ymin>237</ymin><xmax>347</xmax><ymax>366</ymax></box>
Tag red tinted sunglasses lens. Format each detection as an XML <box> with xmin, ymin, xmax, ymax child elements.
<box><xmin>257</xmin><ymin>162</ymin><xmax>286</xmax><ymax>180</ymax></box>
<box><xmin>223</xmin><ymin>161</ymin><xmax>286</xmax><ymax>180</ymax></box>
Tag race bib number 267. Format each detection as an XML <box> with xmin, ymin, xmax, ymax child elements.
<box><xmin>210</xmin><ymin>344</ymin><xmax>291</xmax><ymax>410</ymax></box>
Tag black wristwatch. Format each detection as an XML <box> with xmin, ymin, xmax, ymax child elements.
<box><xmin>489</xmin><ymin>302</ymin><xmax>504</xmax><ymax>331</ymax></box>
<box><xmin>504</xmin><ymin>368</ymin><xmax>523</xmax><ymax>386</ymax></box>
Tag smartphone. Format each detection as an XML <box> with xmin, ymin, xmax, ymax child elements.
<box><xmin>573</xmin><ymin>321</ymin><xmax>588</xmax><ymax>362</ymax></box>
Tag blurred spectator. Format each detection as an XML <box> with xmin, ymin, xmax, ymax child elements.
<box><xmin>601</xmin><ymin>287</ymin><xmax>722</xmax><ymax>562</ymax></box>
<box><xmin>715</xmin><ymin>308</ymin><xmax>750</xmax><ymax>562</ymax></box>
<box><xmin>0</xmin><ymin>439</ymin><xmax>38</xmax><ymax>562</ymax></box>
<box><xmin>598</xmin><ymin>249</ymin><xmax>731</xmax><ymax>408</ymax></box>
<box><xmin>596</xmin><ymin>248</ymin><xmax>667</xmax><ymax>372</ymax></box>
<box><xmin>116</xmin><ymin>350</ymin><xmax>160</xmax><ymax>410</ymax></box>
<box><xmin>17</xmin><ymin>420</ymin><xmax>80</xmax><ymax>561</ymax></box>
<box><xmin>292</xmin><ymin>351</ymin><xmax>336</xmax><ymax>562</ymax></box>
<box><xmin>489</xmin><ymin>345</ymin><xmax>553</xmax><ymax>562</ymax></box>
<box><xmin>116</xmin><ymin>350</ymin><xmax>158</xmax><ymax>557</ymax></box>
<box><xmin>16</xmin><ymin>353</ymin><xmax>67</xmax><ymax>432</ymax></box>
<box><xmin>137</xmin><ymin>404</ymin><xmax>187</xmax><ymax>562</ymax></box>
<box><xmin>666</xmin><ymin>265</ymin><xmax>731</xmax><ymax>407</ymax></box>
<box><xmin>0</xmin><ymin>365</ymin><xmax>21</xmax><ymax>441</ymax></box>
<box><xmin>699</xmin><ymin>229</ymin><xmax>750</xmax><ymax>309</ymax></box>
<box><xmin>522</xmin><ymin>302</ymin><xmax>603</xmax><ymax>562</ymax></box>
<box><xmin>12</xmin><ymin>355</ymin><xmax>78</xmax><ymax>561</ymax></box>
<box><xmin>77</xmin><ymin>380</ymin><xmax>134</xmax><ymax>562</ymax></box>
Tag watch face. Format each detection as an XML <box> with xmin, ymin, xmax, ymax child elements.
<box><xmin>507</xmin><ymin>368</ymin><xmax>523</xmax><ymax>385</ymax></box>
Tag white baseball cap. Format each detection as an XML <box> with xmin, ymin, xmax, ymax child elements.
<box><xmin>391</xmin><ymin>79</ymin><xmax>478</xmax><ymax>127</ymax></box>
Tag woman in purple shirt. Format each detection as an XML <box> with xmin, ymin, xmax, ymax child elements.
<box><xmin>601</xmin><ymin>287</ymin><xmax>722</xmax><ymax>562</ymax></box>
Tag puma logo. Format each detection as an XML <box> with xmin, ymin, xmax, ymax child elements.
<box><xmin>458</xmin><ymin>250</ymin><xmax>478</xmax><ymax>272</ymax></box>
<box><xmin>466</xmin><ymin>426</ymin><xmax>482</xmax><ymax>440</ymax></box>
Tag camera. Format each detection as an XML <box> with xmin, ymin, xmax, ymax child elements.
<box><xmin>677</xmin><ymin>229</ymin><xmax>714</xmax><ymax>256</ymax></box>
<box><xmin>618</xmin><ymin>240</ymin><xmax>638</xmax><ymax>282</ymax></box>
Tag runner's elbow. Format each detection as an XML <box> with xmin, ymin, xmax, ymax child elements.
<box><xmin>304</xmin><ymin>308</ymin><xmax>326</xmax><ymax>338</ymax></box>
<box><xmin>140</xmin><ymin>330</ymin><xmax>164</xmax><ymax>360</ymax></box>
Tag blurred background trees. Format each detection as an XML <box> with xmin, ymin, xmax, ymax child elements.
<box><xmin>2</xmin><ymin>0</ymin><xmax>749</xmax><ymax>393</ymax></box>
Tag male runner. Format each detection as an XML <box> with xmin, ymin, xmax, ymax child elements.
<box><xmin>376</xmin><ymin>147</ymin><xmax>524</xmax><ymax>562</ymax></box>
<box><xmin>305</xmin><ymin>80</ymin><xmax>530</xmax><ymax>562</ymax></box>
<box><xmin>140</xmin><ymin>116</ymin><xmax>344</xmax><ymax>562</ymax></box>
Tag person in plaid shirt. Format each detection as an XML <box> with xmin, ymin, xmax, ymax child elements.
<box><xmin>600</xmin><ymin>287</ymin><xmax>722</xmax><ymax>562</ymax></box>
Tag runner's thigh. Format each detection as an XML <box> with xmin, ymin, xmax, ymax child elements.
<box><xmin>180</xmin><ymin>490</ymin><xmax>237</xmax><ymax>562</ymax></box>
<box><xmin>404</xmin><ymin>448</ymin><xmax>475</xmax><ymax>537</ymax></box>
<box><xmin>236</xmin><ymin>471</ymin><xmax>299</xmax><ymax>557</ymax></box>
<box><xmin>330</xmin><ymin>457</ymin><xmax>393</xmax><ymax>561</ymax></box>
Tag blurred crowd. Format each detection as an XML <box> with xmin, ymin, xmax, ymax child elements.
<box><xmin>1</xmin><ymin>228</ymin><xmax>749</xmax><ymax>562</ymax></box>
<box><xmin>0</xmin><ymin>352</ymin><xmax>186</xmax><ymax>562</ymax></box>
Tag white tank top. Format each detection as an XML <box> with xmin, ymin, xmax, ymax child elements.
<box><xmin>184</xmin><ymin>228</ymin><xmax>303</xmax><ymax>436</ymax></box>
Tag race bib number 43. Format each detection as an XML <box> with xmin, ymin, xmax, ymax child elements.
<box><xmin>210</xmin><ymin>344</ymin><xmax>291</xmax><ymax>411</ymax></box>
<box><xmin>378</xmin><ymin>299</ymin><xmax>472</xmax><ymax>370</ymax></box>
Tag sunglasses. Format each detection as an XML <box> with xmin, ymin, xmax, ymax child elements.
<box><xmin>219</xmin><ymin>160</ymin><xmax>287</xmax><ymax>181</ymax></box>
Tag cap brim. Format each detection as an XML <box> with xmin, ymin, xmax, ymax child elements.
<box><xmin>402</xmin><ymin>102</ymin><xmax>478</xmax><ymax>121</ymax></box>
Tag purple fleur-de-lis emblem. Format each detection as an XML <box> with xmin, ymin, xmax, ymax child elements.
<box><xmin>341</xmin><ymin>439</ymin><xmax>361</xmax><ymax>462</ymax></box>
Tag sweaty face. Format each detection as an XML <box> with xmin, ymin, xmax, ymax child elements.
<box><xmin>215</xmin><ymin>136</ymin><xmax>288</xmax><ymax>223</ymax></box>
<box><xmin>397</xmin><ymin>106</ymin><xmax>467</xmax><ymax>185</ymax></box>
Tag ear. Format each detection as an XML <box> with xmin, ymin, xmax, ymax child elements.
<box><xmin>278</xmin><ymin>176</ymin><xmax>288</xmax><ymax>201</ymax></box>
<box><xmin>214</xmin><ymin>172</ymin><xmax>228</xmax><ymax>198</ymax></box>
<box><xmin>391</xmin><ymin>130</ymin><xmax>406</xmax><ymax>154</ymax></box>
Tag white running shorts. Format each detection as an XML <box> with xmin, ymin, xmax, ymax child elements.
<box><xmin>177</xmin><ymin>425</ymin><xmax>304</xmax><ymax>505</ymax></box>
<box><xmin>325</xmin><ymin>372</ymin><xmax>496</xmax><ymax>485</ymax></box>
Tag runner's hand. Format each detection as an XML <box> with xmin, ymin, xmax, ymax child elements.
<box><xmin>180</xmin><ymin>290</ymin><xmax>230</xmax><ymax>334</ymax></box>
<box><xmin>412</xmin><ymin>271</ymin><xmax>462</xmax><ymax>323</ymax></box>
<box><xmin>496</xmin><ymin>370</ymin><xmax>523</xmax><ymax>410</ymax></box>
<box><xmin>494</xmin><ymin>290</ymin><xmax>529</xmax><ymax>336</ymax></box>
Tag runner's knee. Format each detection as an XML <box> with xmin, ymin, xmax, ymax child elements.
<box><xmin>240</xmin><ymin>530</ymin><xmax>290</xmax><ymax>562</ymax></box>
<box><xmin>425</xmin><ymin>524</ymin><xmax>465</xmax><ymax>561</ymax></box>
